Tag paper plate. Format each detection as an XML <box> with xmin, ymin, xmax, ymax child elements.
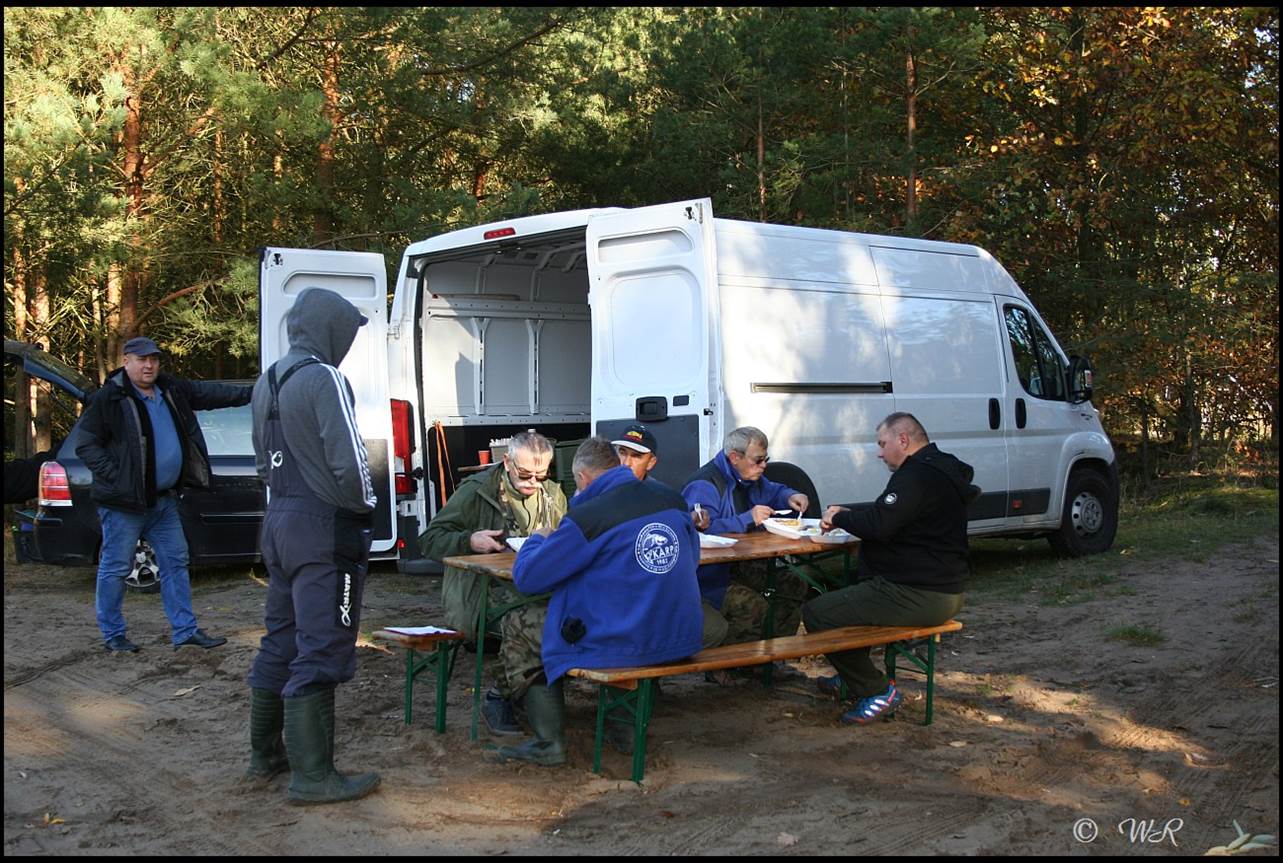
<box><xmin>505</xmin><ymin>536</ymin><xmax>527</xmax><ymax>552</ymax></box>
<box><xmin>762</xmin><ymin>517</ymin><xmax>823</xmax><ymax>540</ymax></box>
<box><xmin>809</xmin><ymin>529</ymin><xmax>857</xmax><ymax>545</ymax></box>
<box><xmin>699</xmin><ymin>534</ymin><xmax>739</xmax><ymax>549</ymax></box>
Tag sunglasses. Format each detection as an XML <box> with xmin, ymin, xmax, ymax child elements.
<box><xmin>507</xmin><ymin>464</ymin><xmax>548</xmax><ymax>483</ymax></box>
<box><xmin>735</xmin><ymin>451</ymin><xmax>770</xmax><ymax>466</ymax></box>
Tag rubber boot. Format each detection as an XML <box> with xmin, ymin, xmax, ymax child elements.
<box><xmin>283</xmin><ymin>686</ymin><xmax>381</xmax><ymax>805</ymax></box>
<box><xmin>495</xmin><ymin>678</ymin><xmax>566</xmax><ymax>766</ymax></box>
<box><xmin>245</xmin><ymin>688</ymin><xmax>290</xmax><ymax>782</ymax></box>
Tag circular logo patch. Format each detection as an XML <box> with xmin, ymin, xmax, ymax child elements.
<box><xmin>884</xmin><ymin>493</ymin><xmax>898</xmax><ymax>505</ymax></box>
<box><xmin>635</xmin><ymin>523</ymin><xmax>680</xmax><ymax>574</ymax></box>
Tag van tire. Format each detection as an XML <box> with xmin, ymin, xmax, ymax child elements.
<box><xmin>762</xmin><ymin>462</ymin><xmax>821</xmax><ymax>518</ymax></box>
<box><xmin>1047</xmin><ymin>469</ymin><xmax>1117</xmax><ymax>557</ymax></box>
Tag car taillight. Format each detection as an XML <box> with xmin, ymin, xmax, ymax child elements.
<box><xmin>390</xmin><ymin>398</ymin><xmax>415</xmax><ymax>495</ymax></box>
<box><xmin>38</xmin><ymin>461</ymin><xmax>73</xmax><ymax>507</ymax></box>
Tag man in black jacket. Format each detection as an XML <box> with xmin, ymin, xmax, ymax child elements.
<box><xmin>802</xmin><ymin>412</ymin><xmax>976</xmax><ymax>726</ymax></box>
<box><xmin>77</xmin><ymin>336</ymin><xmax>251</xmax><ymax>653</ymax></box>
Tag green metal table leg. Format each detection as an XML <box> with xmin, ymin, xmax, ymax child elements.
<box><xmin>471</xmin><ymin>578</ymin><xmax>490</xmax><ymax>742</ymax></box>
<box><xmin>760</xmin><ymin>566</ymin><xmax>777</xmax><ymax>688</ymax></box>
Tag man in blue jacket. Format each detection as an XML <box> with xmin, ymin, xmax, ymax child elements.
<box><xmin>682</xmin><ymin>426</ymin><xmax>809</xmax><ymax>646</ymax></box>
<box><xmin>495</xmin><ymin>437</ymin><xmax>703</xmax><ymax>767</ymax></box>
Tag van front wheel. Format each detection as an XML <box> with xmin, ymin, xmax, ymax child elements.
<box><xmin>1047</xmin><ymin>469</ymin><xmax>1117</xmax><ymax>556</ymax></box>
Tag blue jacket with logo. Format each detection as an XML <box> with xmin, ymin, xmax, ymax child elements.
<box><xmin>513</xmin><ymin>465</ymin><xmax>703</xmax><ymax>683</ymax></box>
<box><xmin>680</xmin><ymin>451</ymin><xmax>798</xmax><ymax>607</ymax></box>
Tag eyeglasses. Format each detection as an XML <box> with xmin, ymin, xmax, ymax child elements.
<box><xmin>508</xmin><ymin>464</ymin><xmax>548</xmax><ymax>483</ymax></box>
<box><xmin>734</xmin><ymin>451</ymin><xmax>770</xmax><ymax>466</ymax></box>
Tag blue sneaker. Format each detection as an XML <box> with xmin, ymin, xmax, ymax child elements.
<box><xmin>839</xmin><ymin>681</ymin><xmax>902</xmax><ymax>725</ymax></box>
<box><xmin>816</xmin><ymin>674</ymin><xmax>844</xmax><ymax>697</ymax></box>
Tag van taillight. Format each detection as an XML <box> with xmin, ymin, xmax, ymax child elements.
<box><xmin>390</xmin><ymin>399</ymin><xmax>415</xmax><ymax>495</ymax></box>
<box><xmin>38</xmin><ymin>461</ymin><xmax>73</xmax><ymax>507</ymax></box>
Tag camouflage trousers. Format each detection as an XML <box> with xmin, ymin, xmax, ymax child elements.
<box><xmin>715</xmin><ymin>559</ymin><xmax>808</xmax><ymax>645</ymax></box>
<box><xmin>499</xmin><ymin>599</ymin><xmax>551</xmax><ymax>696</ymax></box>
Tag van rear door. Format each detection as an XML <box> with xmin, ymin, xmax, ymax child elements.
<box><xmin>259</xmin><ymin>248</ymin><xmax>396</xmax><ymax>553</ymax></box>
<box><xmin>586</xmin><ymin>199</ymin><xmax>719</xmax><ymax>489</ymax></box>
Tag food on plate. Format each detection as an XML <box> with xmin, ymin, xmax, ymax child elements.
<box><xmin>772</xmin><ymin>518</ymin><xmax>802</xmax><ymax>528</ymax></box>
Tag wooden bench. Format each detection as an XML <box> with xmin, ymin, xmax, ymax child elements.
<box><xmin>371</xmin><ymin>628</ymin><xmax>468</xmax><ymax>733</ymax></box>
<box><xmin>567</xmin><ymin>620</ymin><xmax>964</xmax><ymax>782</ymax></box>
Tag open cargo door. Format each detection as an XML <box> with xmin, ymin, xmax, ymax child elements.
<box><xmin>259</xmin><ymin>248</ymin><xmax>396</xmax><ymax>552</ymax></box>
<box><xmin>587</xmin><ymin>199</ymin><xmax>720</xmax><ymax>489</ymax></box>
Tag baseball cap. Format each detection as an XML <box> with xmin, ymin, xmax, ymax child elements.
<box><xmin>612</xmin><ymin>424</ymin><xmax>658</xmax><ymax>455</ymax></box>
<box><xmin>123</xmin><ymin>336</ymin><xmax>161</xmax><ymax>357</ymax></box>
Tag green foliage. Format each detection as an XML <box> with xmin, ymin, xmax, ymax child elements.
<box><xmin>4</xmin><ymin>6</ymin><xmax>1277</xmax><ymax>454</ymax></box>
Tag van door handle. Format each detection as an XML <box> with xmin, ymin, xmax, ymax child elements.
<box><xmin>988</xmin><ymin>398</ymin><xmax>1001</xmax><ymax>430</ymax></box>
<box><xmin>1015</xmin><ymin>398</ymin><xmax>1027</xmax><ymax>429</ymax></box>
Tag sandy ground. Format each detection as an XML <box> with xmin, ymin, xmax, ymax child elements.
<box><xmin>4</xmin><ymin>531</ymin><xmax>1279</xmax><ymax>856</ymax></box>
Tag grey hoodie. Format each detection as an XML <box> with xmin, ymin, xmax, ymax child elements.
<box><xmin>250</xmin><ymin>287</ymin><xmax>376</xmax><ymax>514</ymax></box>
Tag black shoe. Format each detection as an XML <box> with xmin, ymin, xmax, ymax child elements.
<box><xmin>105</xmin><ymin>635</ymin><xmax>140</xmax><ymax>653</ymax></box>
<box><xmin>482</xmin><ymin>686</ymin><xmax>522</xmax><ymax>736</ymax></box>
<box><xmin>175</xmin><ymin>629</ymin><xmax>227</xmax><ymax>650</ymax></box>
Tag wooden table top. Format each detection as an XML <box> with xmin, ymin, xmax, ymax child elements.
<box><xmin>442</xmin><ymin>529</ymin><xmax>857</xmax><ymax>579</ymax></box>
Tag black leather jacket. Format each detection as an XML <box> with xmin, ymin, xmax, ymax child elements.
<box><xmin>76</xmin><ymin>368</ymin><xmax>251</xmax><ymax>512</ymax></box>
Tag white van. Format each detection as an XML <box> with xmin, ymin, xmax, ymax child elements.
<box><xmin>260</xmin><ymin>198</ymin><xmax>1118</xmax><ymax>571</ymax></box>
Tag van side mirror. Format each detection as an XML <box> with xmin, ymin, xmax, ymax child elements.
<box><xmin>1067</xmin><ymin>355</ymin><xmax>1094</xmax><ymax>404</ymax></box>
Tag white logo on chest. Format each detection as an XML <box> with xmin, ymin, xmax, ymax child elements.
<box><xmin>884</xmin><ymin>493</ymin><xmax>898</xmax><ymax>505</ymax></box>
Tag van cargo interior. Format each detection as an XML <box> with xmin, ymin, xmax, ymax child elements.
<box><xmin>409</xmin><ymin>229</ymin><xmax>593</xmax><ymax>505</ymax></box>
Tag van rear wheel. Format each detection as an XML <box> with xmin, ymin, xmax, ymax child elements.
<box><xmin>1048</xmin><ymin>469</ymin><xmax>1117</xmax><ymax>556</ymax></box>
<box><xmin>762</xmin><ymin>462</ymin><xmax>821</xmax><ymax>518</ymax></box>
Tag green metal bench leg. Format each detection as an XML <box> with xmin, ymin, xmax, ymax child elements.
<box><xmin>590</xmin><ymin>684</ymin><xmax>655</xmax><ymax>783</ymax></box>
<box><xmin>632</xmin><ymin>680</ymin><xmax>655</xmax><ymax>783</ymax></box>
<box><xmin>404</xmin><ymin>648</ymin><xmax>417</xmax><ymax>725</ymax></box>
<box><xmin>403</xmin><ymin>642</ymin><xmax>459</xmax><ymax>733</ymax></box>
<box><xmin>925</xmin><ymin>635</ymin><xmax>937</xmax><ymax>725</ymax></box>
<box><xmin>885</xmin><ymin>635</ymin><xmax>940</xmax><ymax>726</ymax></box>
<box><xmin>434</xmin><ymin>641</ymin><xmax>457</xmax><ymax>734</ymax></box>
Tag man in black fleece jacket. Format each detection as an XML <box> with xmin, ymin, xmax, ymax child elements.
<box><xmin>802</xmin><ymin>412</ymin><xmax>978</xmax><ymax>726</ymax></box>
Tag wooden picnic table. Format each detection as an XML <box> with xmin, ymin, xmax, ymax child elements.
<box><xmin>443</xmin><ymin>529</ymin><xmax>860</xmax><ymax>740</ymax></box>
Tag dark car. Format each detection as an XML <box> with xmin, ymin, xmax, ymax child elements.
<box><xmin>6</xmin><ymin>340</ymin><xmax>264</xmax><ymax>590</ymax></box>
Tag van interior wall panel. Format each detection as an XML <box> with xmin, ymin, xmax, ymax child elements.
<box><xmin>420</xmin><ymin>240</ymin><xmax>591</xmax><ymax>426</ymax></box>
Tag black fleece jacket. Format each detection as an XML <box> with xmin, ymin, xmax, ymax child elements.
<box><xmin>832</xmin><ymin>443</ymin><xmax>979</xmax><ymax>594</ymax></box>
<box><xmin>76</xmin><ymin>369</ymin><xmax>251</xmax><ymax>512</ymax></box>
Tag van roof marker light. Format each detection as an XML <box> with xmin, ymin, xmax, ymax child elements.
<box><xmin>484</xmin><ymin>227</ymin><xmax>516</xmax><ymax>240</ymax></box>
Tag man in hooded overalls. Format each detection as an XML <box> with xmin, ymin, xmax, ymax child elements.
<box><xmin>244</xmin><ymin>287</ymin><xmax>380</xmax><ymax>805</ymax></box>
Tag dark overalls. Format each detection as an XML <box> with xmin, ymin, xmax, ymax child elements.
<box><xmin>247</xmin><ymin>359</ymin><xmax>373</xmax><ymax>698</ymax></box>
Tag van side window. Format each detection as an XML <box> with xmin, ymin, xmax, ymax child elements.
<box><xmin>1004</xmin><ymin>306</ymin><xmax>1066</xmax><ymax>401</ymax></box>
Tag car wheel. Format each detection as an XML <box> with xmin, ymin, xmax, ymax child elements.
<box><xmin>1047</xmin><ymin>468</ymin><xmax>1118</xmax><ymax>557</ymax></box>
<box><xmin>124</xmin><ymin>540</ymin><xmax>162</xmax><ymax>593</ymax></box>
<box><xmin>762</xmin><ymin>461</ymin><xmax>821</xmax><ymax>518</ymax></box>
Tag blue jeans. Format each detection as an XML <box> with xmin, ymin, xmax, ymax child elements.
<box><xmin>95</xmin><ymin>497</ymin><xmax>198</xmax><ymax>645</ymax></box>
